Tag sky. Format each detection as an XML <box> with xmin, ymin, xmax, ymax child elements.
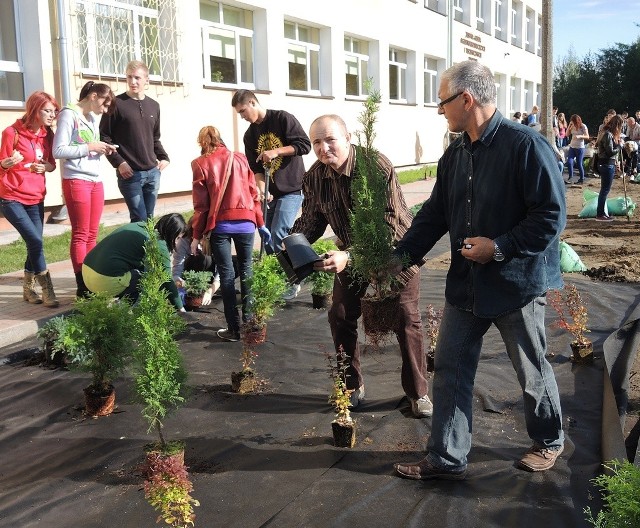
<box><xmin>553</xmin><ymin>1</ymin><xmax>640</xmax><ymax>61</ymax></box>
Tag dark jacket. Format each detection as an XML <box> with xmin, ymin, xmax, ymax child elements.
<box><xmin>243</xmin><ymin>109</ymin><xmax>311</xmax><ymax>198</ymax></box>
<box><xmin>396</xmin><ymin>110</ymin><xmax>566</xmax><ymax>318</ymax></box>
<box><xmin>597</xmin><ymin>131</ymin><xmax>620</xmax><ymax>166</ymax></box>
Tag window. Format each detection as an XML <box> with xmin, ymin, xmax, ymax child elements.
<box><xmin>0</xmin><ymin>0</ymin><xmax>24</xmax><ymax>104</ymax></box>
<box><xmin>476</xmin><ymin>0</ymin><xmax>486</xmax><ymax>32</ymax></box>
<box><xmin>344</xmin><ymin>37</ymin><xmax>369</xmax><ymax>97</ymax></box>
<box><xmin>425</xmin><ymin>0</ymin><xmax>445</xmax><ymax>14</ymax></box>
<box><xmin>494</xmin><ymin>0</ymin><xmax>507</xmax><ymax>41</ymax></box>
<box><xmin>424</xmin><ymin>56</ymin><xmax>439</xmax><ymax>105</ymax></box>
<box><xmin>509</xmin><ymin>77</ymin><xmax>517</xmax><ymax>114</ymax></box>
<box><xmin>389</xmin><ymin>48</ymin><xmax>407</xmax><ymax>102</ymax></box>
<box><xmin>74</xmin><ymin>0</ymin><xmax>180</xmax><ymax>82</ymax></box>
<box><xmin>200</xmin><ymin>2</ymin><xmax>253</xmax><ymax>86</ymax></box>
<box><xmin>284</xmin><ymin>21</ymin><xmax>320</xmax><ymax>93</ymax></box>
<box><xmin>525</xmin><ymin>8</ymin><xmax>535</xmax><ymax>52</ymax></box>
<box><xmin>536</xmin><ymin>14</ymin><xmax>542</xmax><ymax>56</ymax></box>
<box><xmin>453</xmin><ymin>0</ymin><xmax>464</xmax><ymax>22</ymax></box>
<box><xmin>511</xmin><ymin>0</ymin><xmax>522</xmax><ymax>47</ymax></box>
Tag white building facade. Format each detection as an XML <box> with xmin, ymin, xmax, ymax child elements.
<box><xmin>0</xmin><ymin>0</ymin><xmax>543</xmax><ymax>209</ymax></box>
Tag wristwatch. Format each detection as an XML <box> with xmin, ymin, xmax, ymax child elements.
<box><xmin>344</xmin><ymin>251</ymin><xmax>353</xmax><ymax>267</ymax></box>
<box><xmin>493</xmin><ymin>241</ymin><xmax>505</xmax><ymax>262</ymax></box>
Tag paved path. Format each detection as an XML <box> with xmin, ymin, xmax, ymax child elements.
<box><xmin>0</xmin><ymin>179</ymin><xmax>434</xmax><ymax>349</ymax></box>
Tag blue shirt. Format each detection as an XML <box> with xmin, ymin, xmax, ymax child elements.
<box><xmin>396</xmin><ymin>110</ymin><xmax>566</xmax><ymax>318</ymax></box>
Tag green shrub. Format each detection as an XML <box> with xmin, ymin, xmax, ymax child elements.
<box><xmin>585</xmin><ymin>460</ymin><xmax>640</xmax><ymax>527</ymax></box>
<box><xmin>305</xmin><ymin>239</ymin><xmax>338</xmax><ymax>295</ymax></box>
<box><xmin>246</xmin><ymin>254</ymin><xmax>287</xmax><ymax>328</ymax></box>
<box><xmin>182</xmin><ymin>270</ymin><xmax>213</xmax><ymax>296</ymax></box>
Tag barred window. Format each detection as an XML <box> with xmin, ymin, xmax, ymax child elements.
<box><xmin>200</xmin><ymin>1</ymin><xmax>254</xmax><ymax>86</ymax></box>
<box><xmin>74</xmin><ymin>0</ymin><xmax>180</xmax><ymax>82</ymax></box>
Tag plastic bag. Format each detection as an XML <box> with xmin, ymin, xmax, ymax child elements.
<box><xmin>578</xmin><ymin>195</ymin><xmax>637</xmax><ymax>218</ymax></box>
<box><xmin>559</xmin><ymin>241</ymin><xmax>587</xmax><ymax>272</ymax></box>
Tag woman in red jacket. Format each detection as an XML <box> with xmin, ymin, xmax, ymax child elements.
<box><xmin>0</xmin><ymin>91</ymin><xmax>60</xmax><ymax>307</ymax></box>
<box><xmin>190</xmin><ymin>126</ymin><xmax>270</xmax><ymax>341</ymax></box>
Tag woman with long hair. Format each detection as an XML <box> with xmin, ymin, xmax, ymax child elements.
<box><xmin>53</xmin><ymin>81</ymin><xmax>117</xmax><ymax>297</ymax></box>
<box><xmin>595</xmin><ymin>115</ymin><xmax>623</xmax><ymax>221</ymax></box>
<box><xmin>0</xmin><ymin>91</ymin><xmax>60</xmax><ymax>306</ymax></box>
<box><xmin>82</xmin><ymin>212</ymin><xmax>187</xmax><ymax>310</ymax></box>
<box><xmin>191</xmin><ymin>126</ymin><xmax>270</xmax><ymax>341</ymax></box>
<box><xmin>557</xmin><ymin>112</ymin><xmax>568</xmax><ymax>147</ymax></box>
<box><xmin>565</xmin><ymin>114</ymin><xmax>590</xmax><ymax>184</ymax></box>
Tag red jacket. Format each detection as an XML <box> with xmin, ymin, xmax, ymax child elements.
<box><xmin>191</xmin><ymin>146</ymin><xmax>264</xmax><ymax>240</ymax></box>
<box><xmin>0</xmin><ymin>119</ymin><xmax>56</xmax><ymax>205</ymax></box>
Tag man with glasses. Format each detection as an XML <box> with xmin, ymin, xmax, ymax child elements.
<box><xmin>100</xmin><ymin>60</ymin><xmax>170</xmax><ymax>222</ymax></box>
<box><xmin>392</xmin><ymin>60</ymin><xmax>566</xmax><ymax>480</ymax></box>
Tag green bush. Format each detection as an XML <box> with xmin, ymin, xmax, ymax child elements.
<box><xmin>585</xmin><ymin>460</ymin><xmax>640</xmax><ymax>527</ymax></box>
<box><xmin>132</xmin><ymin>220</ymin><xmax>187</xmax><ymax>448</ymax></box>
<box><xmin>246</xmin><ymin>254</ymin><xmax>287</xmax><ymax>328</ymax></box>
<box><xmin>305</xmin><ymin>239</ymin><xmax>338</xmax><ymax>295</ymax></box>
<box><xmin>182</xmin><ymin>270</ymin><xmax>213</xmax><ymax>296</ymax></box>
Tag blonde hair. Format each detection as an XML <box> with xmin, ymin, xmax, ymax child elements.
<box><xmin>125</xmin><ymin>60</ymin><xmax>149</xmax><ymax>77</ymax></box>
<box><xmin>197</xmin><ymin>126</ymin><xmax>223</xmax><ymax>156</ymax></box>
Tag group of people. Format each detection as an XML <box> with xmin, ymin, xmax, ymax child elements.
<box><xmin>1</xmin><ymin>59</ymin><xmax>568</xmax><ymax>481</ymax></box>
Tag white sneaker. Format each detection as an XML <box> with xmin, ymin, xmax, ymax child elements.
<box><xmin>282</xmin><ymin>283</ymin><xmax>301</xmax><ymax>300</ymax></box>
<box><xmin>410</xmin><ymin>395</ymin><xmax>433</xmax><ymax>417</ymax></box>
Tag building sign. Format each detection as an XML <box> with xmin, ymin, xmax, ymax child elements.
<box><xmin>460</xmin><ymin>32</ymin><xmax>485</xmax><ymax>59</ymax></box>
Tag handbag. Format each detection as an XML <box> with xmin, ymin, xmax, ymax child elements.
<box><xmin>201</xmin><ymin>151</ymin><xmax>234</xmax><ymax>256</ymax></box>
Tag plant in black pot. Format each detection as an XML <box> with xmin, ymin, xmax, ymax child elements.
<box><xmin>549</xmin><ymin>284</ymin><xmax>592</xmax><ymax>363</ymax></box>
<box><xmin>132</xmin><ymin>220</ymin><xmax>198</xmax><ymax>527</ymax></box>
<box><xmin>181</xmin><ymin>269</ymin><xmax>213</xmax><ymax>310</ymax></box>
<box><xmin>349</xmin><ymin>83</ymin><xmax>400</xmax><ymax>344</ymax></box>
<box><xmin>53</xmin><ymin>293</ymin><xmax>135</xmax><ymax>417</ymax></box>
<box><xmin>305</xmin><ymin>239</ymin><xmax>338</xmax><ymax>309</ymax></box>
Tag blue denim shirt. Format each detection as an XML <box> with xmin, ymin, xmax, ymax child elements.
<box><xmin>396</xmin><ymin>110</ymin><xmax>566</xmax><ymax>317</ymax></box>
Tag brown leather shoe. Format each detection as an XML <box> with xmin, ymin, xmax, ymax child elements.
<box><xmin>517</xmin><ymin>444</ymin><xmax>564</xmax><ymax>472</ymax></box>
<box><xmin>394</xmin><ymin>457</ymin><xmax>466</xmax><ymax>480</ymax></box>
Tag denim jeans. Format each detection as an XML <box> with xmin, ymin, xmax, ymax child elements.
<box><xmin>117</xmin><ymin>167</ymin><xmax>161</xmax><ymax>222</ymax></box>
<box><xmin>566</xmin><ymin>147</ymin><xmax>585</xmax><ymax>181</ymax></box>
<box><xmin>63</xmin><ymin>179</ymin><xmax>104</xmax><ymax>273</ymax></box>
<box><xmin>426</xmin><ymin>297</ymin><xmax>564</xmax><ymax>470</ymax></box>
<box><xmin>0</xmin><ymin>199</ymin><xmax>46</xmax><ymax>273</ymax></box>
<box><xmin>597</xmin><ymin>163</ymin><xmax>615</xmax><ymax>217</ymax></box>
<box><xmin>264</xmin><ymin>191</ymin><xmax>303</xmax><ymax>254</ymax></box>
<box><xmin>209</xmin><ymin>231</ymin><xmax>254</xmax><ymax>334</ymax></box>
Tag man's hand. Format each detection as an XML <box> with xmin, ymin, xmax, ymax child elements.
<box><xmin>158</xmin><ymin>160</ymin><xmax>170</xmax><ymax>171</ymax></box>
<box><xmin>457</xmin><ymin>236</ymin><xmax>495</xmax><ymax>264</ymax></box>
<box><xmin>257</xmin><ymin>149</ymin><xmax>279</xmax><ymax>165</ymax></box>
<box><xmin>118</xmin><ymin>161</ymin><xmax>133</xmax><ymax>179</ymax></box>
<box><xmin>313</xmin><ymin>250</ymin><xmax>350</xmax><ymax>274</ymax></box>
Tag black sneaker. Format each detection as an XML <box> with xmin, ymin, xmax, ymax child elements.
<box><xmin>595</xmin><ymin>215</ymin><xmax>614</xmax><ymax>222</ymax></box>
<box><xmin>217</xmin><ymin>328</ymin><xmax>240</xmax><ymax>342</ymax></box>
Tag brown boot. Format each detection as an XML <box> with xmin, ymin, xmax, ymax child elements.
<box><xmin>35</xmin><ymin>270</ymin><xmax>60</xmax><ymax>307</ymax></box>
<box><xmin>23</xmin><ymin>271</ymin><xmax>43</xmax><ymax>304</ymax></box>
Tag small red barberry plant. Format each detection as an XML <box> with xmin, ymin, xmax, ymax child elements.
<box><xmin>548</xmin><ymin>285</ymin><xmax>591</xmax><ymax>346</ymax></box>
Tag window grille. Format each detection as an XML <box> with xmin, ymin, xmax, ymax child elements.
<box><xmin>71</xmin><ymin>0</ymin><xmax>180</xmax><ymax>83</ymax></box>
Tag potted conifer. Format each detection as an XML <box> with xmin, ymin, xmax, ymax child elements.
<box><xmin>53</xmin><ymin>293</ymin><xmax>135</xmax><ymax>416</ymax></box>
<box><xmin>182</xmin><ymin>269</ymin><xmax>213</xmax><ymax>310</ymax></box>
<box><xmin>349</xmin><ymin>84</ymin><xmax>400</xmax><ymax>344</ymax></box>
<box><xmin>549</xmin><ymin>284</ymin><xmax>593</xmax><ymax>363</ymax></box>
<box><xmin>305</xmin><ymin>239</ymin><xmax>338</xmax><ymax>309</ymax></box>
<box><xmin>132</xmin><ymin>220</ymin><xmax>198</xmax><ymax>526</ymax></box>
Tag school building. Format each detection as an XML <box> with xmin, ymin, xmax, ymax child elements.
<box><xmin>1</xmin><ymin>0</ymin><xmax>544</xmax><ymax>212</ymax></box>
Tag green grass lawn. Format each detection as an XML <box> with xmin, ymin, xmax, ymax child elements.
<box><xmin>397</xmin><ymin>164</ymin><xmax>436</xmax><ymax>185</ymax></box>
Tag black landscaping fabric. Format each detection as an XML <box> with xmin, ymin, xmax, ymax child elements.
<box><xmin>1</xmin><ymin>242</ymin><xmax>638</xmax><ymax>528</ymax></box>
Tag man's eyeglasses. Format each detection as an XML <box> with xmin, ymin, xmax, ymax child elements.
<box><xmin>438</xmin><ymin>92</ymin><xmax>463</xmax><ymax>109</ymax></box>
